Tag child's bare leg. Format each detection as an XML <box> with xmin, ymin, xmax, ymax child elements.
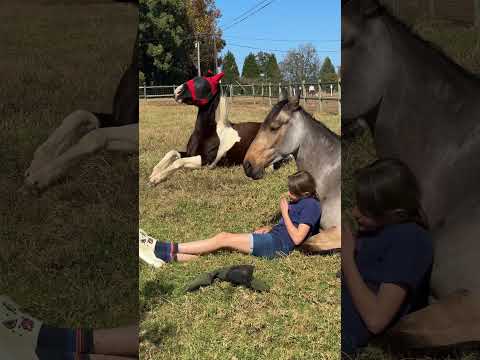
<box><xmin>176</xmin><ymin>253</ymin><xmax>199</xmax><ymax>262</ymax></box>
<box><xmin>93</xmin><ymin>325</ymin><xmax>138</xmax><ymax>356</ymax></box>
<box><xmin>178</xmin><ymin>232</ymin><xmax>251</xmax><ymax>255</ymax></box>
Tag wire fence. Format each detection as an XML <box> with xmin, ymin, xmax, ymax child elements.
<box><xmin>139</xmin><ymin>81</ymin><xmax>341</xmax><ymax>115</ymax></box>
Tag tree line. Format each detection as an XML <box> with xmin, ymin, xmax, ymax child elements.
<box><xmin>139</xmin><ymin>0</ymin><xmax>338</xmax><ymax>86</ymax></box>
<box><xmin>223</xmin><ymin>46</ymin><xmax>338</xmax><ymax>85</ymax></box>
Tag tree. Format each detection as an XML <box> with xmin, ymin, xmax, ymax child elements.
<box><xmin>222</xmin><ymin>51</ymin><xmax>239</xmax><ymax>83</ymax></box>
<box><xmin>280</xmin><ymin>43</ymin><xmax>322</xmax><ymax>83</ymax></box>
<box><xmin>242</xmin><ymin>53</ymin><xmax>261</xmax><ymax>81</ymax></box>
<box><xmin>138</xmin><ymin>0</ymin><xmax>226</xmax><ymax>84</ymax></box>
<box><xmin>265</xmin><ymin>53</ymin><xmax>282</xmax><ymax>83</ymax></box>
<box><xmin>187</xmin><ymin>0</ymin><xmax>225</xmax><ymax>74</ymax></box>
<box><xmin>138</xmin><ymin>0</ymin><xmax>194</xmax><ymax>84</ymax></box>
<box><xmin>256</xmin><ymin>52</ymin><xmax>281</xmax><ymax>83</ymax></box>
<box><xmin>319</xmin><ymin>57</ymin><xmax>338</xmax><ymax>85</ymax></box>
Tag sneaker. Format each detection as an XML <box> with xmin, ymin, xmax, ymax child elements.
<box><xmin>139</xmin><ymin>229</ymin><xmax>166</xmax><ymax>268</ymax></box>
<box><xmin>0</xmin><ymin>295</ymin><xmax>42</xmax><ymax>359</ymax></box>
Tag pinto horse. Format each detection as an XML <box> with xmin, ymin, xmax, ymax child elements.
<box><xmin>243</xmin><ymin>92</ymin><xmax>341</xmax><ymax>252</ymax></box>
<box><xmin>149</xmin><ymin>72</ymin><xmax>262</xmax><ymax>185</ymax></box>
<box><xmin>343</xmin><ymin>0</ymin><xmax>480</xmax><ymax>350</ymax></box>
<box><xmin>23</xmin><ymin>0</ymin><xmax>138</xmax><ymax>193</ymax></box>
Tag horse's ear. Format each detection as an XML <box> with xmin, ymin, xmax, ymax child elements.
<box><xmin>278</xmin><ymin>89</ymin><xmax>288</xmax><ymax>102</ymax></box>
<box><xmin>361</xmin><ymin>0</ymin><xmax>380</xmax><ymax>17</ymax></box>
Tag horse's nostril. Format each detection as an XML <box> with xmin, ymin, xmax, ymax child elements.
<box><xmin>243</xmin><ymin>160</ymin><xmax>251</xmax><ymax>172</ymax></box>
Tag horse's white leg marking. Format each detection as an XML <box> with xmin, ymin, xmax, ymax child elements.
<box><xmin>209</xmin><ymin>96</ymin><xmax>240</xmax><ymax>169</ymax></box>
<box><xmin>149</xmin><ymin>150</ymin><xmax>182</xmax><ymax>182</ymax></box>
<box><xmin>149</xmin><ymin>155</ymin><xmax>202</xmax><ymax>185</ymax></box>
<box><xmin>24</xmin><ymin>124</ymin><xmax>138</xmax><ymax>191</ymax></box>
<box><xmin>25</xmin><ymin>110</ymin><xmax>99</xmax><ymax>177</ymax></box>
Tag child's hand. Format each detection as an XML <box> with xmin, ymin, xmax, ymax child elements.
<box><xmin>280</xmin><ymin>197</ymin><xmax>289</xmax><ymax>216</ymax></box>
<box><xmin>254</xmin><ymin>226</ymin><xmax>271</xmax><ymax>234</ymax></box>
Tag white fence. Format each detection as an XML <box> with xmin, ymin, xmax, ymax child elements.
<box><xmin>139</xmin><ymin>81</ymin><xmax>341</xmax><ymax>114</ymax></box>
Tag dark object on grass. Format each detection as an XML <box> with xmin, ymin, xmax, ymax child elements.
<box><xmin>186</xmin><ymin>265</ymin><xmax>269</xmax><ymax>292</ymax></box>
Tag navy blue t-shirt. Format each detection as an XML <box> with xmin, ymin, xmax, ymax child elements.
<box><xmin>270</xmin><ymin>197</ymin><xmax>321</xmax><ymax>251</ymax></box>
<box><xmin>341</xmin><ymin>223</ymin><xmax>433</xmax><ymax>355</ymax></box>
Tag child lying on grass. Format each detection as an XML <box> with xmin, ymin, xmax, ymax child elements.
<box><xmin>139</xmin><ymin>170</ymin><xmax>321</xmax><ymax>266</ymax></box>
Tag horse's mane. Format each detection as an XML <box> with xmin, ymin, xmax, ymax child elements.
<box><xmin>263</xmin><ymin>99</ymin><xmax>289</xmax><ymax>126</ymax></box>
<box><xmin>298</xmin><ymin>107</ymin><xmax>340</xmax><ymax>141</ymax></box>
<box><xmin>374</xmin><ymin>3</ymin><xmax>480</xmax><ymax>82</ymax></box>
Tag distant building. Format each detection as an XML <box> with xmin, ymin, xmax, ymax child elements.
<box><xmin>380</xmin><ymin>0</ymin><xmax>479</xmax><ymax>26</ymax></box>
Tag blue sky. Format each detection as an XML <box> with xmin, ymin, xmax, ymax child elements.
<box><xmin>215</xmin><ymin>0</ymin><xmax>340</xmax><ymax>74</ymax></box>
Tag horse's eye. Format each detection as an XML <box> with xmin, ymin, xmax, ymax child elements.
<box><xmin>270</xmin><ymin>123</ymin><xmax>281</xmax><ymax>131</ymax></box>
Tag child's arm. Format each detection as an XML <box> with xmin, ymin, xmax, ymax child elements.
<box><xmin>280</xmin><ymin>198</ymin><xmax>311</xmax><ymax>245</ymax></box>
<box><xmin>342</xmin><ymin>223</ymin><xmax>407</xmax><ymax>334</ymax></box>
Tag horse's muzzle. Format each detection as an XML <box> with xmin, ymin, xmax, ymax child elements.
<box><xmin>243</xmin><ymin>160</ymin><xmax>264</xmax><ymax>180</ymax></box>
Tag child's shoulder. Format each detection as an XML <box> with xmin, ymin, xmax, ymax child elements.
<box><xmin>383</xmin><ymin>222</ymin><xmax>432</xmax><ymax>247</ymax></box>
<box><xmin>299</xmin><ymin>196</ymin><xmax>321</xmax><ymax>209</ymax></box>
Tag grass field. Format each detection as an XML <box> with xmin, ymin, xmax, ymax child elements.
<box><xmin>0</xmin><ymin>2</ymin><xmax>138</xmax><ymax>328</ymax></box>
<box><xmin>342</xmin><ymin>21</ymin><xmax>480</xmax><ymax>360</ymax></box>
<box><xmin>139</xmin><ymin>98</ymin><xmax>341</xmax><ymax>359</ymax></box>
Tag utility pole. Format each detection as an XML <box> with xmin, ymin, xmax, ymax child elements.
<box><xmin>195</xmin><ymin>38</ymin><xmax>201</xmax><ymax>76</ymax></box>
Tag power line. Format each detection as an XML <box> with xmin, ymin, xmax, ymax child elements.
<box><xmin>224</xmin><ymin>35</ymin><xmax>340</xmax><ymax>43</ymax></box>
<box><xmin>222</xmin><ymin>0</ymin><xmax>277</xmax><ymax>32</ymax></box>
<box><xmin>226</xmin><ymin>42</ymin><xmax>339</xmax><ymax>54</ymax></box>
<box><xmin>226</xmin><ymin>0</ymin><xmax>271</xmax><ymax>23</ymax></box>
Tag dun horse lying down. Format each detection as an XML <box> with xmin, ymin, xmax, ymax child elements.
<box><xmin>149</xmin><ymin>72</ymin><xmax>262</xmax><ymax>185</ymax></box>
<box><xmin>244</xmin><ymin>92</ymin><xmax>341</xmax><ymax>253</ymax></box>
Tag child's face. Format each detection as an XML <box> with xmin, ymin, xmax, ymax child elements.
<box><xmin>352</xmin><ymin>206</ymin><xmax>382</xmax><ymax>232</ymax></box>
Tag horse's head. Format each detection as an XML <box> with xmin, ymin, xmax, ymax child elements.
<box><xmin>244</xmin><ymin>92</ymin><xmax>304</xmax><ymax>180</ymax></box>
<box><xmin>342</xmin><ymin>0</ymin><xmax>393</xmax><ymax>120</ymax></box>
<box><xmin>174</xmin><ymin>72</ymin><xmax>224</xmax><ymax>107</ymax></box>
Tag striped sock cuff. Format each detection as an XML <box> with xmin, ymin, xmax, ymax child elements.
<box><xmin>76</xmin><ymin>328</ymin><xmax>94</xmax><ymax>354</ymax></box>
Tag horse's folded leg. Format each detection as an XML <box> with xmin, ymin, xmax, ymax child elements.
<box><xmin>149</xmin><ymin>150</ymin><xmax>181</xmax><ymax>179</ymax></box>
<box><xmin>299</xmin><ymin>226</ymin><xmax>341</xmax><ymax>253</ymax></box>
<box><xmin>24</xmin><ymin>127</ymin><xmax>108</xmax><ymax>192</ymax></box>
<box><xmin>149</xmin><ymin>155</ymin><xmax>201</xmax><ymax>186</ymax></box>
<box><xmin>376</xmin><ymin>290</ymin><xmax>480</xmax><ymax>353</ymax></box>
<box><xmin>25</xmin><ymin>110</ymin><xmax>99</xmax><ymax>178</ymax></box>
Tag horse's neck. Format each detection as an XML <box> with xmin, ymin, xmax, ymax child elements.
<box><xmin>194</xmin><ymin>96</ymin><xmax>219</xmax><ymax>133</ymax></box>
<box><xmin>385</xmin><ymin>19</ymin><xmax>480</xmax><ymax>126</ymax></box>
<box><xmin>380</xmin><ymin>19</ymin><xmax>480</xmax><ymax>223</ymax></box>
<box><xmin>296</xmin><ymin>112</ymin><xmax>340</xmax><ymax>196</ymax></box>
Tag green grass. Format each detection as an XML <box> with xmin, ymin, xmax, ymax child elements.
<box><xmin>0</xmin><ymin>2</ymin><xmax>138</xmax><ymax>328</ymax></box>
<box><xmin>341</xmin><ymin>21</ymin><xmax>480</xmax><ymax>360</ymax></box>
<box><xmin>139</xmin><ymin>99</ymin><xmax>341</xmax><ymax>359</ymax></box>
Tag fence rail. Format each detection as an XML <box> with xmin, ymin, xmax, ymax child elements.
<box><xmin>139</xmin><ymin>81</ymin><xmax>342</xmax><ymax>115</ymax></box>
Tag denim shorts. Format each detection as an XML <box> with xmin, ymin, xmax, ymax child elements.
<box><xmin>248</xmin><ymin>233</ymin><xmax>290</xmax><ymax>258</ymax></box>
